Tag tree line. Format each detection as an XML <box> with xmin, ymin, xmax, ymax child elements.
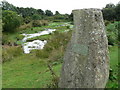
<box><xmin>2</xmin><ymin>1</ymin><xmax>120</xmax><ymax>21</ymax></box>
<box><xmin>1</xmin><ymin>1</ymin><xmax>72</xmax><ymax>32</ymax></box>
<box><xmin>102</xmin><ymin>2</ymin><xmax>120</xmax><ymax>21</ymax></box>
<box><xmin>1</xmin><ymin>1</ymin><xmax>120</xmax><ymax>33</ymax></box>
<box><xmin>1</xmin><ymin>1</ymin><xmax>71</xmax><ymax>22</ymax></box>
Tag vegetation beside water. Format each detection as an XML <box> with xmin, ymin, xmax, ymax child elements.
<box><xmin>2</xmin><ymin>21</ymin><xmax>119</xmax><ymax>88</ymax></box>
<box><xmin>2</xmin><ymin>45</ymin><xmax>118</xmax><ymax>88</ymax></box>
<box><xmin>2</xmin><ymin>24</ymin><xmax>72</xmax><ymax>88</ymax></box>
<box><xmin>106</xmin><ymin>46</ymin><xmax>118</xmax><ymax>88</ymax></box>
<box><xmin>1</xmin><ymin>1</ymin><xmax>119</xmax><ymax>88</ymax></box>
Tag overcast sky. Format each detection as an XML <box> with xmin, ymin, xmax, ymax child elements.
<box><xmin>3</xmin><ymin>0</ymin><xmax>120</xmax><ymax>14</ymax></box>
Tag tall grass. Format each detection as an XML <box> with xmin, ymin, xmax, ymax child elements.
<box><xmin>2</xmin><ymin>46</ymin><xmax>23</xmax><ymax>63</ymax></box>
<box><xmin>34</xmin><ymin>30</ymin><xmax>72</xmax><ymax>61</ymax></box>
<box><xmin>106</xmin><ymin>46</ymin><xmax>118</xmax><ymax>88</ymax></box>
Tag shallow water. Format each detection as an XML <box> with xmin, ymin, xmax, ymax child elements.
<box><xmin>22</xmin><ymin>29</ymin><xmax>56</xmax><ymax>54</ymax></box>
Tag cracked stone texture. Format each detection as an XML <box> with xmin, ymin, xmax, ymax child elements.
<box><xmin>59</xmin><ymin>9</ymin><xmax>109</xmax><ymax>88</ymax></box>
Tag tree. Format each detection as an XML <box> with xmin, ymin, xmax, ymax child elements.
<box><xmin>105</xmin><ymin>3</ymin><xmax>115</xmax><ymax>8</ymax></box>
<box><xmin>102</xmin><ymin>8</ymin><xmax>116</xmax><ymax>21</ymax></box>
<box><xmin>2</xmin><ymin>1</ymin><xmax>17</xmax><ymax>12</ymax></box>
<box><xmin>37</xmin><ymin>9</ymin><xmax>44</xmax><ymax>15</ymax></box>
<box><xmin>2</xmin><ymin>10</ymin><xmax>22</xmax><ymax>32</ymax></box>
<box><xmin>102</xmin><ymin>3</ymin><xmax>116</xmax><ymax>21</ymax></box>
<box><xmin>32</xmin><ymin>14</ymin><xmax>42</xmax><ymax>20</ymax></box>
<box><xmin>69</xmin><ymin>13</ymin><xmax>73</xmax><ymax>21</ymax></box>
<box><xmin>24</xmin><ymin>16</ymin><xmax>32</xmax><ymax>24</ymax></box>
<box><xmin>55</xmin><ymin>11</ymin><xmax>60</xmax><ymax>15</ymax></box>
<box><xmin>45</xmin><ymin>10</ymin><xmax>53</xmax><ymax>16</ymax></box>
<box><xmin>115</xmin><ymin>3</ymin><xmax>120</xmax><ymax>20</ymax></box>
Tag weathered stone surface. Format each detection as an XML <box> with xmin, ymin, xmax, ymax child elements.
<box><xmin>59</xmin><ymin>9</ymin><xmax>109</xmax><ymax>88</ymax></box>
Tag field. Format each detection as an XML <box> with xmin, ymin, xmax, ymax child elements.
<box><xmin>3</xmin><ymin>54</ymin><xmax>62</xmax><ymax>88</ymax></box>
<box><xmin>2</xmin><ymin>22</ymin><xmax>119</xmax><ymax>88</ymax></box>
<box><xmin>2</xmin><ymin>22</ymin><xmax>72</xmax><ymax>88</ymax></box>
<box><xmin>106</xmin><ymin>46</ymin><xmax>118</xmax><ymax>88</ymax></box>
<box><xmin>2</xmin><ymin>46</ymin><xmax>118</xmax><ymax>88</ymax></box>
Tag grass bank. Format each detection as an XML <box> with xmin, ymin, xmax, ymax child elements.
<box><xmin>2</xmin><ymin>54</ymin><xmax>62</xmax><ymax>88</ymax></box>
<box><xmin>2</xmin><ymin>46</ymin><xmax>118</xmax><ymax>88</ymax></box>
<box><xmin>106</xmin><ymin>46</ymin><xmax>118</xmax><ymax>88</ymax></box>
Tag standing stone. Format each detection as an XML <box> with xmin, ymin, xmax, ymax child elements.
<box><xmin>59</xmin><ymin>9</ymin><xmax>109</xmax><ymax>88</ymax></box>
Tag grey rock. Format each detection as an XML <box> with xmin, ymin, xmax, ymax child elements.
<box><xmin>59</xmin><ymin>9</ymin><xmax>109</xmax><ymax>88</ymax></box>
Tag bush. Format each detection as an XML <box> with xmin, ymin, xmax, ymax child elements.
<box><xmin>2</xmin><ymin>10</ymin><xmax>23</xmax><ymax>32</ymax></box>
<box><xmin>104</xmin><ymin>20</ymin><xmax>111</xmax><ymax>26</ymax></box>
<box><xmin>2</xmin><ymin>46</ymin><xmax>23</xmax><ymax>63</ymax></box>
<box><xmin>106</xmin><ymin>21</ymin><xmax>119</xmax><ymax>45</ymax></box>
<box><xmin>2</xmin><ymin>33</ymin><xmax>17</xmax><ymax>45</ymax></box>
<box><xmin>33</xmin><ymin>30</ymin><xmax>72</xmax><ymax>60</ymax></box>
<box><xmin>2</xmin><ymin>32</ymin><xmax>23</xmax><ymax>46</ymax></box>
<box><xmin>35</xmin><ymin>49</ymin><xmax>49</xmax><ymax>58</ymax></box>
<box><xmin>23</xmin><ymin>16</ymin><xmax>32</xmax><ymax>24</ymax></box>
<box><xmin>2</xmin><ymin>34</ymin><xmax>9</xmax><ymax>45</ymax></box>
<box><xmin>32</xmin><ymin>20</ymin><xmax>42</xmax><ymax>27</ymax></box>
<box><xmin>32</xmin><ymin>14</ymin><xmax>42</xmax><ymax>20</ymax></box>
<box><xmin>48</xmin><ymin>46</ymin><xmax>64</xmax><ymax>62</ymax></box>
<box><xmin>32</xmin><ymin>20</ymin><xmax>48</xmax><ymax>27</ymax></box>
<box><xmin>19</xmin><ymin>22</ymin><xmax>32</xmax><ymax>30</ymax></box>
<box><xmin>107</xmin><ymin>32</ymin><xmax>117</xmax><ymax>45</ymax></box>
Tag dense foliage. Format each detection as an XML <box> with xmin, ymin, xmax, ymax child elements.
<box><xmin>106</xmin><ymin>21</ymin><xmax>119</xmax><ymax>45</ymax></box>
<box><xmin>102</xmin><ymin>3</ymin><xmax>120</xmax><ymax>21</ymax></box>
<box><xmin>2</xmin><ymin>10</ymin><xmax>23</xmax><ymax>32</ymax></box>
<box><xmin>1</xmin><ymin>1</ymin><xmax>71</xmax><ymax>23</ymax></box>
<box><xmin>1</xmin><ymin>0</ymin><xmax>119</xmax><ymax>88</ymax></box>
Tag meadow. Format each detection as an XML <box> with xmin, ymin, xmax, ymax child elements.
<box><xmin>2</xmin><ymin>21</ymin><xmax>119</xmax><ymax>88</ymax></box>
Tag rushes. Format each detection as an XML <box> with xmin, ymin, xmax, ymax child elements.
<box><xmin>2</xmin><ymin>46</ymin><xmax>23</xmax><ymax>63</ymax></box>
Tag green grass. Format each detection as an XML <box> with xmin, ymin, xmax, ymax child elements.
<box><xmin>26</xmin><ymin>34</ymin><xmax>51</xmax><ymax>42</ymax></box>
<box><xmin>20</xmin><ymin>22</ymin><xmax>70</xmax><ymax>34</ymax></box>
<box><xmin>109</xmin><ymin>46</ymin><xmax>118</xmax><ymax>68</ymax></box>
<box><xmin>3</xmin><ymin>22</ymin><xmax>72</xmax><ymax>45</ymax></box>
<box><xmin>2</xmin><ymin>46</ymin><xmax>118</xmax><ymax>88</ymax></box>
<box><xmin>24</xmin><ymin>22</ymin><xmax>71</xmax><ymax>42</ymax></box>
<box><xmin>2</xmin><ymin>54</ymin><xmax>62</xmax><ymax>88</ymax></box>
<box><xmin>106</xmin><ymin>46</ymin><xmax>118</xmax><ymax>88</ymax></box>
<box><xmin>2</xmin><ymin>21</ymin><xmax>118</xmax><ymax>88</ymax></box>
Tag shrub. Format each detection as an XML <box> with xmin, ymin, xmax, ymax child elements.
<box><xmin>35</xmin><ymin>49</ymin><xmax>49</xmax><ymax>58</ymax></box>
<box><xmin>106</xmin><ymin>21</ymin><xmax>119</xmax><ymax>45</ymax></box>
<box><xmin>32</xmin><ymin>20</ymin><xmax>48</xmax><ymax>27</ymax></box>
<box><xmin>23</xmin><ymin>16</ymin><xmax>32</xmax><ymax>24</ymax></box>
<box><xmin>2</xmin><ymin>34</ymin><xmax>9</xmax><ymax>45</ymax></box>
<box><xmin>107</xmin><ymin>31</ymin><xmax>117</xmax><ymax>45</ymax></box>
<box><xmin>32</xmin><ymin>14</ymin><xmax>42</xmax><ymax>20</ymax></box>
<box><xmin>32</xmin><ymin>20</ymin><xmax>42</xmax><ymax>27</ymax></box>
<box><xmin>45</xmin><ymin>31</ymin><xmax>72</xmax><ymax>60</ymax></box>
<box><xmin>19</xmin><ymin>22</ymin><xmax>32</xmax><ymax>30</ymax></box>
<box><xmin>2</xmin><ymin>10</ymin><xmax>23</xmax><ymax>32</ymax></box>
<box><xmin>104</xmin><ymin>20</ymin><xmax>111</xmax><ymax>26</ymax></box>
<box><xmin>33</xmin><ymin>30</ymin><xmax>72</xmax><ymax>60</ymax></box>
<box><xmin>2</xmin><ymin>33</ymin><xmax>17</xmax><ymax>45</ymax></box>
<box><xmin>41</xmin><ymin>20</ymin><xmax>49</xmax><ymax>26</ymax></box>
<box><xmin>2</xmin><ymin>46</ymin><xmax>23</xmax><ymax>63</ymax></box>
<box><xmin>48</xmin><ymin>46</ymin><xmax>64</xmax><ymax>62</ymax></box>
